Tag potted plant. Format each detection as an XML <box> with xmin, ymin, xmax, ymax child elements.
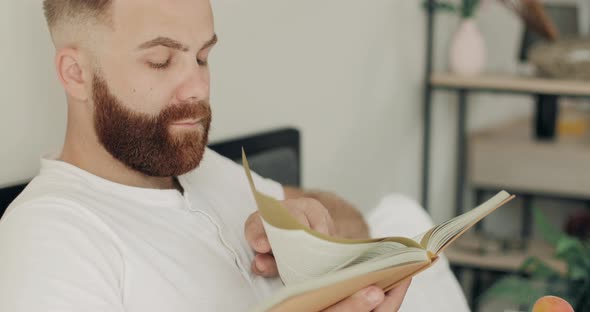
<box><xmin>480</xmin><ymin>209</ymin><xmax>590</xmax><ymax>311</ymax></box>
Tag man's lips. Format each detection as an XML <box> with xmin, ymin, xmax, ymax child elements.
<box><xmin>170</xmin><ymin>118</ymin><xmax>202</xmax><ymax>126</ymax></box>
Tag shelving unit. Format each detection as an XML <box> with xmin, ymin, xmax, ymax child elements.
<box><xmin>421</xmin><ymin>2</ymin><xmax>590</xmax><ymax>212</ymax></box>
<box><xmin>424</xmin><ymin>73</ymin><xmax>590</xmax><ymax>311</ymax></box>
<box><xmin>425</xmin><ymin>72</ymin><xmax>590</xmax><ymax>217</ymax></box>
<box><xmin>422</xmin><ymin>2</ymin><xmax>590</xmax><ymax>310</ymax></box>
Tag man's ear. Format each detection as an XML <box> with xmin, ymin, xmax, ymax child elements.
<box><xmin>55</xmin><ymin>48</ymin><xmax>91</xmax><ymax>101</ymax></box>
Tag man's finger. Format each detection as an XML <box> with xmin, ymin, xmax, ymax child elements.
<box><xmin>244</xmin><ymin>212</ymin><xmax>270</xmax><ymax>253</ymax></box>
<box><xmin>282</xmin><ymin>200</ymin><xmax>312</xmax><ymax>228</ymax></box>
<box><xmin>322</xmin><ymin>286</ymin><xmax>384</xmax><ymax>312</ymax></box>
<box><xmin>374</xmin><ymin>279</ymin><xmax>412</xmax><ymax>312</ymax></box>
<box><xmin>251</xmin><ymin>253</ymin><xmax>279</xmax><ymax>277</ymax></box>
<box><xmin>301</xmin><ymin>200</ymin><xmax>334</xmax><ymax>235</ymax></box>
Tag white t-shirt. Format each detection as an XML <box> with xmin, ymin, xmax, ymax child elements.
<box><xmin>0</xmin><ymin>148</ymin><xmax>285</xmax><ymax>311</ymax></box>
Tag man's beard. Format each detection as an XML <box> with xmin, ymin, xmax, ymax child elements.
<box><xmin>92</xmin><ymin>73</ymin><xmax>211</xmax><ymax>177</ymax></box>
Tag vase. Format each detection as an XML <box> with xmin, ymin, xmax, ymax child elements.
<box><xmin>449</xmin><ymin>18</ymin><xmax>486</xmax><ymax>76</ymax></box>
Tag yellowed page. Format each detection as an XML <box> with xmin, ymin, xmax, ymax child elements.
<box><xmin>419</xmin><ymin>191</ymin><xmax>515</xmax><ymax>253</ymax></box>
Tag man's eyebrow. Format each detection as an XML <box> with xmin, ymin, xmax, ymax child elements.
<box><xmin>137</xmin><ymin>34</ymin><xmax>218</xmax><ymax>52</ymax></box>
<box><xmin>138</xmin><ymin>37</ymin><xmax>190</xmax><ymax>52</ymax></box>
<box><xmin>200</xmin><ymin>34</ymin><xmax>218</xmax><ymax>51</ymax></box>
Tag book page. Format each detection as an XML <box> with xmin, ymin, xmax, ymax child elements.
<box><xmin>262</xmin><ymin>219</ymin><xmax>382</xmax><ymax>285</ymax></box>
<box><xmin>420</xmin><ymin>191</ymin><xmax>515</xmax><ymax>254</ymax></box>
<box><xmin>334</xmin><ymin>241</ymin><xmax>417</xmax><ymax>270</ymax></box>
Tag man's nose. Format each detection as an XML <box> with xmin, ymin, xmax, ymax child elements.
<box><xmin>175</xmin><ymin>66</ymin><xmax>210</xmax><ymax>103</ymax></box>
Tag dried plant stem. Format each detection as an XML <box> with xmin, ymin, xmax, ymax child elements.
<box><xmin>499</xmin><ymin>0</ymin><xmax>559</xmax><ymax>40</ymax></box>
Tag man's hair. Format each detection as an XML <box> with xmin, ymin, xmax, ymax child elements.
<box><xmin>43</xmin><ymin>0</ymin><xmax>113</xmax><ymax>30</ymax></box>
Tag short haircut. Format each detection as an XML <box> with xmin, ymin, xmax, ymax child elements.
<box><xmin>43</xmin><ymin>0</ymin><xmax>113</xmax><ymax>30</ymax></box>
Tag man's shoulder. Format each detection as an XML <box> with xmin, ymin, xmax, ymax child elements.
<box><xmin>1</xmin><ymin>172</ymin><xmax>116</xmax><ymax>241</ymax></box>
<box><xmin>2</xmin><ymin>189</ymin><xmax>103</xmax><ymax>233</ymax></box>
<box><xmin>1</xmin><ymin>179</ymin><xmax>122</xmax><ymax>255</ymax></box>
<box><xmin>5</xmin><ymin>173</ymin><xmax>89</xmax><ymax>216</ymax></box>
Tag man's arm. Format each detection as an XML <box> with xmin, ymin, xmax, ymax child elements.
<box><xmin>283</xmin><ymin>186</ymin><xmax>369</xmax><ymax>239</ymax></box>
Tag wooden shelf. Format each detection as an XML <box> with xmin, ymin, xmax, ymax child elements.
<box><xmin>469</xmin><ymin>118</ymin><xmax>590</xmax><ymax>199</ymax></box>
<box><xmin>445</xmin><ymin>233</ymin><xmax>566</xmax><ymax>274</ymax></box>
<box><xmin>431</xmin><ymin>72</ymin><xmax>590</xmax><ymax>97</ymax></box>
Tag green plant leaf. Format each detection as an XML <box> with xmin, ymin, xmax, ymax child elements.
<box><xmin>570</xmin><ymin>279</ymin><xmax>590</xmax><ymax>310</ymax></box>
<box><xmin>552</xmin><ymin>235</ymin><xmax>590</xmax><ymax>282</ymax></box>
<box><xmin>461</xmin><ymin>0</ymin><xmax>480</xmax><ymax>18</ymax></box>
<box><xmin>570</xmin><ymin>265</ymin><xmax>588</xmax><ymax>281</ymax></box>
<box><xmin>534</xmin><ymin>209</ymin><xmax>564</xmax><ymax>247</ymax></box>
<box><xmin>574</xmin><ymin>282</ymin><xmax>590</xmax><ymax>312</ymax></box>
<box><xmin>479</xmin><ymin>276</ymin><xmax>545</xmax><ymax>306</ymax></box>
<box><xmin>421</xmin><ymin>0</ymin><xmax>458</xmax><ymax>12</ymax></box>
<box><xmin>520</xmin><ymin>256</ymin><xmax>561</xmax><ymax>279</ymax></box>
<box><xmin>556</xmin><ymin>236</ymin><xmax>583</xmax><ymax>256</ymax></box>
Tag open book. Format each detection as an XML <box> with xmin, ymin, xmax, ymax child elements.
<box><xmin>242</xmin><ymin>151</ymin><xmax>515</xmax><ymax>312</ymax></box>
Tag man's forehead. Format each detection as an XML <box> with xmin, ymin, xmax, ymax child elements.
<box><xmin>110</xmin><ymin>0</ymin><xmax>214</xmax><ymax>49</ymax></box>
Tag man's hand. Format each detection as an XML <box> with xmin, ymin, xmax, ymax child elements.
<box><xmin>245</xmin><ymin>197</ymin><xmax>335</xmax><ymax>277</ymax></box>
<box><xmin>284</xmin><ymin>187</ymin><xmax>369</xmax><ymax>239</ymax></box>
<box><xmin>324</xmin><ymin>280</ymin><xmax>411</xmax><ymax>312</ymax></box>
<box><xmin>244</xmin><ymin>197</ymin><xmax>411</xmax><ymax>311</ymax></box>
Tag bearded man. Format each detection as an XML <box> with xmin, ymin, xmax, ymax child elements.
<box><xmin>0</xmin><ymin>1</ymin><xmax>468</xmax><ymax>311</ymax></box>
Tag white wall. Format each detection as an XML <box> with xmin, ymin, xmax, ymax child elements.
<box><xmin>1</xmin><ymin>1</ymin><xmax>573</xmax><ymax>232</ymax></box>
<box><xmin>209</xmin><ymin>0</ymin><xmax>425</xmax><ymax>211</ymax></box>
<box><xmin>0</xmin><ymin>1</ymin><xmax>67</xmax><ymax>185</ymax></box>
